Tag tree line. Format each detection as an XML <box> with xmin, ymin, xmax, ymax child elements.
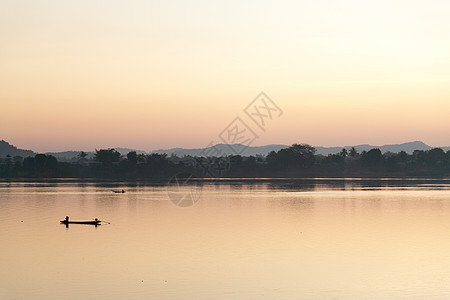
<box><xmin>0</xmin><ymin>144</ymin><xmax>449</xmax><ymax>179</ymax></box>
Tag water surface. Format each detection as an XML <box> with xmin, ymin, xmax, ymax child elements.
<box><xmin>1</xmin><ymin>179</ymin><xmax>450</xmax><ymax>299</ymax></box>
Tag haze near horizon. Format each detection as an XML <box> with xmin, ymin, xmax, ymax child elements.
<box><xmin>1</xmin><ymin>0</ymin><xmax>449</xmax><ymax>152</ymax></box>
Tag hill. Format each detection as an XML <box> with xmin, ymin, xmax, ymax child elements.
<box><xmin>152</xmin><ymin>141</ymin><xmax>443</xmax><ymax>156</ymax></box>
<box><xmin>151</xmin><ymin>144</ymin><xmax>287</xmax><ymax>156</ymax></box>
<box><xmin>315</xmin><ymin>141</ymin><xmax>433</xmax><ymax>156</ymax></box>
<box><xmin>0</xmin><ymin>140</ymin><xmax>35</xmax><ymax>158</ymax></box>
<box><xmin>45</xmin><ymin>148</ymin><xmax>148</xmax><ymax>162</ymax></box>
<box><xmin>1</xmin><ymin>139</ymin><xmax>447</xmax><ymax>160</ymax></box>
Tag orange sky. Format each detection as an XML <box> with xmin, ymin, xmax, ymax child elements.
<box><xmin>1</xmin><ymin>0</ymin><xmax>449</xmax><ymax>152</ymax></box>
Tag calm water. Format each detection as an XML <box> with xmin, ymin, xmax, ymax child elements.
<box><xmin>1</xmin><ymin>178</ymin><xmax>450</xmax><ymax>299</ymax></box>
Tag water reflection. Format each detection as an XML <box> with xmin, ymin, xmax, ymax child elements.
<box><xmin>1</xmin><ymin>179</ymin><xmax>450</xmax><ymax>299</ymax></box>
<box><xmin>62</xmin><ymin>222</ymin><xmax>101</xmax><ymax>229</ymax></box>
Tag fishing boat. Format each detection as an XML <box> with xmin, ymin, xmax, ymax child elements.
<box><xmin>60</xmin><ymin>218</ymin><xmax>101</xmax><ymax>225</ymax></box>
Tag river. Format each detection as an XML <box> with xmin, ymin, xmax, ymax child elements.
<box><xmin>1</xmin><ymin>178</ymin><xmax>450</xmax><ymax>299</ymax></box>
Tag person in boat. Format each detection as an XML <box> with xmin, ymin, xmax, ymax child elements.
<box><xmin>65</xmin><ymin>216</ymin><xmax>69</xmax><ymax>223</ymax></box>
<box><xmin>121</xmin><ymin>189</ymin><xmax>125</xmax><ymax>193</ymax></box>
<box><xmin>94</xmin><ymin>218</ymin><xmax>98</xmax><ymax>222</ymax></box>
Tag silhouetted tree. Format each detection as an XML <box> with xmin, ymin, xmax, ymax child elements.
<box><xmin>94</xmin><ymin>149</ymin><xmax>121</xmax><ymax>164</ymax></box>
<box><xmin>398</xmin><ymin>151</ymin><xmax>408</xmax><ymax>162</ymax></box>
<box><xmin>13</xmin><ymin>156</ymin><xmax>23</xmax><ymax>164</ymax></box>
<box><xmin>413</xmin><ymin>150</ymin><xmax>427</xmax><ymax>166</ymax></box>
<box><xmin>289</xmin><ymin>143</ymin><xmax>316</xmax><ymax>168</ymax></box>
<box><xmin>137</xmin><ymin>153</ymin><xmax>146</xmax><ymax>164</ymax></box>
<box><xmin>35</xmin><ymin>154</ymin><xmax>47</xmax><ymax>173</ymax></box>
<box><xmin>45</xmin><ymin>155</ymin><xmax>58</xmax><ymax>174</ymax></box>
<box><xmin>19</xmin><ymin>154</ymin><xmax>58</xmax><ymax>176</ymax></box>
<box><xmin>266</xmin><ymin>144</ymin><xmax>315</xmax><ymax>170</ymax></box>
<box><xmin>385</xmin><ymin>153</ymin><xmax>399</xmax><ymax>172</ymax></box>
<box><xmin>323</xmin><ymin>153</ymin><xmax>345</xmax><ymax>166</ymax></box>
<box><xmin>12</xmin><ymin>156</ymin><xmax>23</xmax><ymax>174</ymax></box>
<box><xmin>145</xmin><ymin>153</ymin><xmax>169</xmax><ymax>168</ymax></box>
<box><xmin>2</xmin><ymin>155</ymin><xmax>13</xmax><ymax>177</ymax></box>
<box><xmin>427</xmin><ymin>148</ymin><xmax>446</xmax><ymax>165</ymax></box>
<box><xmin>362</xmin><ymin>148</ymin><xmax>383</xmax><ymax>169</ymax></box>
<box><xmin>2</xmin><ymin>142</ymin><xmax>449</xmax><ymax>179</ymax></box>
<box><xmin>127</xmin><ymin>151</ymin><xmax>138</xmax><ymax>165</ymax></box>
<box><xmin>34</xmin><ymin>154</ymin><xmax>57</xmax><ymax>175</ymax></box>
<box><xmin>22</xmin><ymin>157</ymin><xmax>35</xmax><ymax>173</ymax></box>
<box><xmin>266</xmin><ymin>151</ymin><xmax>278</xmax><ymax>168</ymax></box>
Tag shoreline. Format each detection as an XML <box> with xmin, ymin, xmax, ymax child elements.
<box><xmin>1</xmin><ymin>176</ymin><xmax>450</xmax><ymax>183</ymax></box>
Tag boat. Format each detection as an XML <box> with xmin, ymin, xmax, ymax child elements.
<box><xmin>60</xmin><ymin>220</ymin><xmax>101</xmax><ymax>225</ymax></box>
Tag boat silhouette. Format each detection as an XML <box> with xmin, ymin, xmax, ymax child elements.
<box><xmin>60</xmin><ymin>216</ymin><xmax>101</xmax><ymax>225</ymax></box>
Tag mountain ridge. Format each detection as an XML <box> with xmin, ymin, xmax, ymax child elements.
<box><xmin>152</xmin><ymin>141</ymin><xmax>449</xmax><ymax>157</ymax></box>
<box><xmin>1</xmin><ymin>140</ymin><xmax>449</xmax><ymax>160</ymax></box>
<box><xmin>0</xmin><ymin>140</ymin><xmax>36</xmax><ymax>158</ymax></box>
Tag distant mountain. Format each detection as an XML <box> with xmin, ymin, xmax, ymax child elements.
<box><xmin>1</xmin><ymin>139</ymin><xmax>447</xmax><ymax>160</ymax></box>
<box><xmin>152</xmin><ymin>144</ymin><xmax>287</xmax><ymax>157</ymax></box>
<box><xmin>315</xmin><ymin>141</ymin><xmax>433</xmax><ymax>156</ymax></box>
<box><xmin>46</xmin><ymin>148</ymin><xmax>148</xmax><ymax>162</ymax></box>
<box><xmin>0</xmin><ymin>140</ymin><xmax>35</xmax><ymax>158</ymax></box>
<box><xmin>45</xmin><ymin>151</ymin><xmax>95</xmax><ymax>161</ymax></box>
<box><xmin>114</xmin><ymin>148</ymin><xmax>148</xmax><ymax>156</ymax></box>
<box><xmin>152</xmin><ymin>141</ymin><xmax>446</xmax><ymax>157</ymax></box>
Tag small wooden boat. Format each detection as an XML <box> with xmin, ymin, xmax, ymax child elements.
<box><xmin>60</xmin><ymin>220</ymin><xmax>101</xmax><ymax>225</ymax></box>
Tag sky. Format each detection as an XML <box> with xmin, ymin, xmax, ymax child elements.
<box><xmin>1</xmin><ymin>0</ymin><xmax>449</xmax><ymax>152</ymax></box>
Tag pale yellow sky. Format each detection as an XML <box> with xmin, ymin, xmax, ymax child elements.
<box><xmin>0</xmin><ymin>0</ymin><xmax>449</xmax><ymax>152</ymax></box>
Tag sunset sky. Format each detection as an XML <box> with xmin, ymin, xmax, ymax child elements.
<box><xmin>1</xmin><ymin>0</ymin><xmax>449</xmax><ymax>152</ymax></box>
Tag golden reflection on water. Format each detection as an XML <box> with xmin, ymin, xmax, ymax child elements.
<box><xmin>1</xmin><ymin>180</ymin><xmax>450</xmax><ymax>299</ymax></box>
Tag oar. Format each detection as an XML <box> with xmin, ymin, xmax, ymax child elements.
<box><xmin>93</xmin><ymin>219</ymin><xmax>111</xmax><ymax>224</ymax></box>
